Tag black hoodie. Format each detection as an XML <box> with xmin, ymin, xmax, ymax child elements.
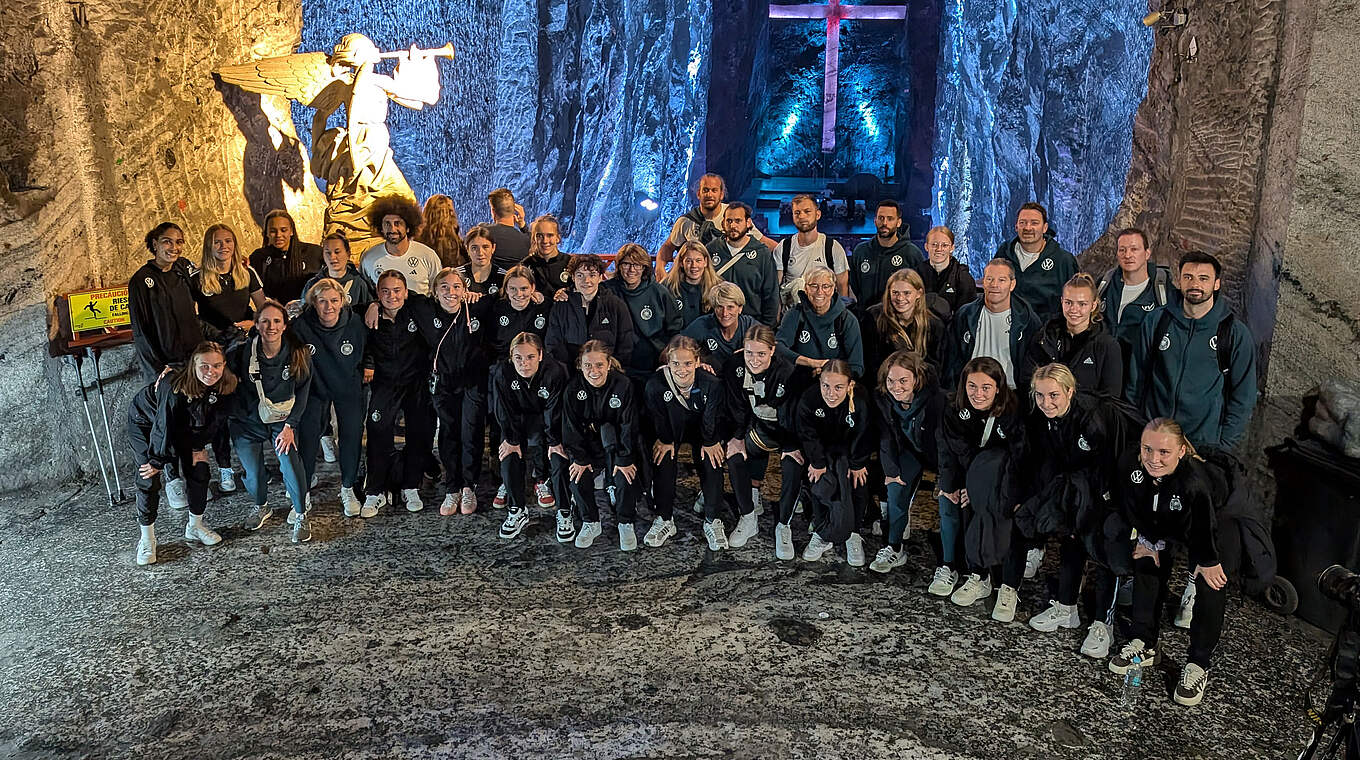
<box><xmin>128</xmin><ymin>377</ymin><xmax>234</xmax><ymax>470</ymax></box>
<box><xmin>493</xmin><ymin>357</ymin><xmax>569</xmax><ymax>447</ymax></box>
<box><xmin>406</xmin><ymin>293</ymin><xmax>495</xmax><ymax>391</ymax></box>
<box><xmin>849</xmin><ymin>235</ymin><xmax>925</xmax><ymax>311</ymax></box>
<box><xmin>722</xmin><ymin>349</ymin><xmax>800</xmax><ymax>449</ymax></box>
<box><xmin>129</xmin><ymin>258</ymin><xmax>207</xmax><ymax>378</ymax></box>
<box><xmin>290</xmin><ymin>306</ymin><xmax>367</xmax><ymax>401</ymax></box>
<box><xmin>603</xmin><ymin>276</ymin><xmax>683</xmax><ymax>374</ymax></box>
<box><xmin>1027</xmin><ymin>317</ymin><xmax>1123</xmax><ymax>397</ymax></box>
<box><xmin>914</xmin><ymin>256</ymin><xmax>977</xmax><ymax>322</ymax></box>
<box><xmin>794</xmin><ymin>383</ymin><xmax>875</xmax><ymax>469</ymax></box>
<box><xmin>874</xmin><ymin>383</ymin><xmax>945</xmax><ymax>477</ymax></box>
<box><xmin>561</xmin><ymin>368</ymin><xmax>639</xmax><ymax>467</ymax></box>
<box><xmin>523</xmin><ymin>251</ymin><xmax>572</xmax><ymax>295</ymax></box>
<box><xmin>1115</xmin><ymin>446</ymin><xmax>1220</xmax><ymax>567</ymax></box>
<box><xmin>545</xmin><ymin>288</ymin><xmax>636</xmax><ymax>367</ymax></box>
<box><xmin>643</xmin><ymin>367</ymin><xmax>725</xmax><ymax>448</ymax></box>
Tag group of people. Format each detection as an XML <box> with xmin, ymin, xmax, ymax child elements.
<box><xmin>127</xmin><ymin>176</ymin><xmax>1261</xmax><ymax>709</ymax></box>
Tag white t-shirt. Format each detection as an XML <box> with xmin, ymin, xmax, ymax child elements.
<box><xmin>1118</xmin><ymin>277</ymin><xmax>1150</xmax><ymax>321</ymax></box>
<box><xmin>777</xmin><ymin>232</ymin><xmax>848</xmax><ymax>283</ymax></box>
<box><xmin>1013</xmin><ymin>242</ymin><xmax>1040</xmax><ymax>272</ymax></box>
<box><xmin>972</xmin><ymin>306</ymin><xmax>1015</xmax><ymax>388</ymax></box>
<box><xmin>360</xmin><ymin>240</ymin><xmax>441</xmax><ymax>296</ymax></box>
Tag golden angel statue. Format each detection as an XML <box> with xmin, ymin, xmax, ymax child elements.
<box><xmin>217</xmin><ymin>34</ymin><xmax>453</xmax><ymax>247</ymax></box>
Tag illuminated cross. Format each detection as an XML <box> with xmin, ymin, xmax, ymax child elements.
<box><xmin>769</xmin><ymin>0</ymin><xmax>907</xmax><ymax>152</ymax></box>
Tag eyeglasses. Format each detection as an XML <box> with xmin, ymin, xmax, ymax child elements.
<box><xmin>618</xmin><ymin>262</ymin><xmax>646</xmax><ymax>270</ymax></box>
<box><xmin>806</xmin><ymin>283</ymin><xmax>835</xmax><ymax>292</ymax></box>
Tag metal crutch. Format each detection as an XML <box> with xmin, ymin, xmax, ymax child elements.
<box><xmin>91</xmin><ymin>347</ymin><xmax>124</xmax><ymax>502</ymax></box>
<box><xmin>70</xmin><ymin>354</ymin><xmax>114</xmax><ymax>507</ymax></box>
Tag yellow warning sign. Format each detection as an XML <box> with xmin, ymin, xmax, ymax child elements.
<box><xmin>68</xmin><ymin>286</ymin><xmax>131</xmax><ymax>332</ymax></box>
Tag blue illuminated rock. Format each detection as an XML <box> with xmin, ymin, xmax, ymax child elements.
<box><xmin>930</xmin><ymin>0</ymin><xmax>1153</xmax><ymax>271</ymax></box>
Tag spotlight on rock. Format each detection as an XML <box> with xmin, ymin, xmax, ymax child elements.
<box><xmin>633</xmin><ymin>192</ymin><xmax>661</xmax><ymax>215</ymax></box>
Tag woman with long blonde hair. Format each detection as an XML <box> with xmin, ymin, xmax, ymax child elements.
<box><xmin>860</xmin><ymin>268</ymin><xmax>942</xmax><ymax>376</ymax></box>
<box><xmin>661</xmin><ymin>241</ymin><xmax>720</xmax><ymax>327</ymax></box>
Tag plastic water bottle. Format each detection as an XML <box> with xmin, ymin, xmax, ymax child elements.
<box><xmin>1121</xmin><ymin>655</ymin><xmax>1144</xmax><ymax>708</ymax></box>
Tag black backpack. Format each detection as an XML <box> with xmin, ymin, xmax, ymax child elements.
<box><xmin>1098</xmin><ymin>265</ymin><xmax>1172</xmax><ymax>309</ymax></box>
<box><xmin>683</xmin><ymin>208</ymin><xmax>724</xmax><ymax>247</ymax></box>
<box><xmin>779</xmin><ymin>235</ymin><xmax>836</xmax><ymax>274</ymax></box>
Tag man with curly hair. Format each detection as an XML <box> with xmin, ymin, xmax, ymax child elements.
<box><xmin>359</xmin><ymin>195</ymin><xmax>442</xmax><ymax>296</ymax></box>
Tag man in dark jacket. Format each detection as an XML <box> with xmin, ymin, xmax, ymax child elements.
<box><xmin>545</xmin><ymin>255</ymin><xmax>636</xmax><ymax>366</ymax></box>
<box><xmin>992</xmin><ymin>202</ymin><xmax>1077</xmax><ymax>323</ymax></box>
<box><xmin>943</xmin><ymin>259</ymin><xmax>1040</xmax><ymax>389</ymax></box>
<box><xmin>707</xmin><ymin>203</ymin><xmax>779</xmax><ymax>327</ymax></box>
<box><xmin>1126</xmin><ymin>251</ymin><xmax>1258</xmax><ymax>453</ymax></box>
<box><xmin>1097</xmin><ymin>227</ymin><xmax>1174</xmax><ymax>365</ymax></box>
<box><xmin>848</xmin><ymin>199</ymin><xmax>924</xmax><ymax>312</ymax></box>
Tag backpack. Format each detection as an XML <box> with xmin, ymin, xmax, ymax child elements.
<box><xmin>1144</xmin><ymin>308</ymin><xmax>1237</xmax><ymax>419</ymax></box>
<box><xmin>683</xmin><ymin>208</ymin><xmax>724</xmax><ymax>247</ymax></box>
<box><xmin>1098</xmin><ymin>265</ymin><xmax>1172</xmax><ymax>309</ymax></box>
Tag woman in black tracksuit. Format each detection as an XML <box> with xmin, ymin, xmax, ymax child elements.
<box><xmin>870</xmin><ymin>350</ymin><xmax>944</xmax><ymax>576</ymax></box>
<box><xmin>493</xmin><ymin>332</ymin><xmax>571</xmax><ymax>541</ymax></box>
<box><xmin>562</xmin><ymin>340</ymin><xmax>642</xmax><ymax>552</ymax></box>
<box><xmin>642</xmin><ymin>336</ymin><xmax>729</xmax><ymax>550</ymax></box>
<box><xmin>1015</xmin><ymin>363</ymin><xmax>1128</xmax><ymax>653</ymax></box>
<box><xmin>485</xmin><ymin>265</ymin><xmax>552</xmax><ymax>509</ymax></box>
<box><xmin>546</xmin><ymin>254</ymin><xmax>635</xmax><ymax>366</ymax></box>
<box><xmin>363</xmin><ymin>270</ymin><xmax>436</xmax><ymax>516</ymax></box>
<box><xmin>407</xmin><ymin>267</ymin><xmax>496</xmax><ymax>517</ymax></box>
<box><xmin>290</xmin><ymin>277</ymin><xmax>368</xmax><ymax>518</ymax></box>
<box><xmin>915</xmin><ymin>225</ymin><xmax>977</xmax><ymax>322</ymax></box>
<box><xmin>859</xmin><ymin>268</ymin><xmax>944</xmax><ymax>377</ymax></box>
<box><xmin>1107</xmin><ymin>417</ymin><xmax>1227</xmax><ymax>708</ymax></box>
<box><xmin>1027</xmin><ymin>273</ymin><xmax>1123</xmax><ymax>397</ymax></box>
<box><xmin>722</xmin><ymin>325</ymin><xmax>801</xmax><ymax>561</ymax></box>
<box><xmin>192</xmin><ymin>223</ymin><xmax>261</xmax><ymax>493</ymax></box>
<box><xmin>794</xmin><ymin>359</ymin><xmax>875</xmax><ymax>567</ymax></box>
<box><xmin>936</xmin><ymin>356</ymin><xmax>1026</xmax><ymax>614</ymax></box>
<box><xmin>457</xmin><ymin>225</ymin><xmax>510</xmax><ymax>297</ymax></box>
<box><xmin>127</xmin><ymin>341</ymin><xmax>237</xmax><ymax>566</ymax></box>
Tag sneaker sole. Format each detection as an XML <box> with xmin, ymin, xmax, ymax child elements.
<box><xmin>500</xmin><ymin>521</ymin><xmax>528</xmax><ymax>539</ymax></box>
<box><xmin>1173</xmin><ymin>689</ymin><xmax>1205</xmax><ymax>707</ymax></box>
<box><xmin>1108</xmin><ymin>655</ymin><xmax>1159</xmax><ymax>675</ymax></box>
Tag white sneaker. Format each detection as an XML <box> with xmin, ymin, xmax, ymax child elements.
<box><xmin>402</xmin><ymin>488</ymin><xmax>423</xmax><ymax>513</ymax></box>
<box><xmin>992</xmin><ymin>584</ymin><xmax>1019</xmax><ymax>622</ymax></box>
<box><xmin>703</xmin><ymin>519</ymin><xmax>729</xmax><ymax>551</ymax></box>
<box><xmin>1174</xmin><ymin>580</ymin><xmax>1196</xmax><ymax>629</ymax></box>
<box><xmin>534</xmin><ymin>481</ymin><xmax>556</xmax><ymax>509</ymax></box>
<box><xmin>499</xmin><ymin>505</ymin><xmax>529</xmax><ymax>539</ymax></box>
<box><xmin>950</xmin><ymin>574</ymin><xmax>992</xmax><ymax>607</ymax></box>
<box><xmin>1081</xmin><ymin>621</ymin><xmax>1113</xmax><ymax>659</ymax></box>
<box><xmin>460</xmin><ymin>487</ymin><xmax>477</xmax><ymax>515</ymax></box>
<box><xmin>751</xmin><ymin>487</ymin><xmax>763</xmax><ymax>517</ymax></box>
<box><xmin>1109</xmin><ymin>638</ymin><xmax>1160</xmax><ymax>674</ymax></box>
<box><xmin>774</xmin><ymin>523</ymin><xmax>794</xmax><ymax>561</ymax></box>
<box><xmin>1024</xmin><ymin>547</ymin><xmax>1044</xmax><ymax>579</ymax></box>
<box><xmin>184</xmin><ymin>518</ymin><xmax>222</xmax><ymax>546</ymax></box>
<box><xmin>927</xmin><ymin>566</ymin><xmax>959</xmax><ymax>597</ymax></box>
<box><xmin>1029</xmin><ymin>600</ymin><xmax>1080</xmax><ymax>632</ymax></box>
<box><xmin>556</xmin><ymin>510</ymin><xmax>576</xmax><ymax>542</ymax></box>
<box><xmin>802</xmin><ymin>531</ymin><xmax>833</xmax><ymax>562</ymax></box>
<box><xmin>340</xmin><ymin>487</ymin><xmax>361</xmax><ymax>517</ymax></box>
<box><xmin>575</xmin><ymin>521</ymin><xmax>602</xmax><ymax>548</ymax></box>
<box><xmin>439</xmin><ymin>493</ymin><xmax>458</xmax><ymax>516</ymax></box>
<box><xmin>135</xmin><ymin>535</ymin><xmax>157</xmax><ymax>566</ymax></box>
<box><xmin>320</xmin><ymin>435</ymin><xmax>338</xmax><ymax>463</ymax></box>
<box><xmin>492</xmin><ymin>483</ymin><xmax>508</xmax><ymax>509</ymax></box>
<box><xmin>869</xmin><ymin>546</ymin><xmax>907</xmax><ymax>574</ymax></box>
<box><xmin>618</xmin><ymin>523</ymin><xmax>638</xmax><ymax>552</ymax></box>
<box><xmin>165</xmin><ymin>477</ymin><xmax>189</xmax><ymax>510</ymax></box>
<box><xmin>218</xmin><ymin>469</ymin><xmax>237</xmax><ymax>493</ymax></box>
<box><xmin>288</xmin><ymin>509</ymin><xmax>311</xmax><ymax>543</ymax></box>
<box><xmin>844</xmin><ymin>533</ymin><xmax>866</xmax><ymax>567</ymax></box>
<box><xmin>643</xmin><ymin>517</ymin><xmax>677</xmax><ymax>548</ymax></box>
<box><xmin>729</xmin><ymin>513</ymin><xmax>758</xmax><ymax>548</ymax></box>
<box><xmin>360</xmin><ymin>493</ymin><xmax>385</xmax><ymax>519</ymax></box>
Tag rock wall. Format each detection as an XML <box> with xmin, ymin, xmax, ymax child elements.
<box><xmin>0</xmin><ymin>0</ymin><xmax>317</xmax><ymax>491</ymax></box>
<box><xmin>931</xmin><ymin>0</ymin><xmax>1154</xmax><ymax>271</ymax></box>
<box><xmin>1083</xmin><ymin>0</ymin><xmax>1359</xmax><ymax>474</ymax></box>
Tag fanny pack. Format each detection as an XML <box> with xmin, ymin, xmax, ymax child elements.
<box><xmin>250</xmin><ymin>338</ymin><xmax>295</xmax><ymax>424</ymax></box>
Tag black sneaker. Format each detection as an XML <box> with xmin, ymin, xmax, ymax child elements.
<box><xmin>1174</xmin><ymin>663</ymin><xmax>1209</xmax><ymax>706</ymax></box>
<box><xmin>1108</xmin><ymin>638</ymin><xmax>1159</xmax><ymax>675</ymax></box>
<box><xmin>500</xmin><ymin>506</ymin><xmax>530</xmax><ymax>539</ymax></box>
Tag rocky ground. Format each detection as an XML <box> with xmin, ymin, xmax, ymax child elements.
<box><xmin>0</xmin><ymin>455</ymin><xmax>1332</xmax><ymax>760</ymax></box>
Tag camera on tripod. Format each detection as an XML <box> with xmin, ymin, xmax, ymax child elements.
<box><xmin>1300</xmin><ymin>565</ymin><xmax>1360</xmax><ymax>760</ymax></box>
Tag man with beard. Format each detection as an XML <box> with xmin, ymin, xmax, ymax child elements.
<box><xmin>705</xmin><ymin>202</ymin><xmax>779</xmax><ymax>327</ymax></box>
<box><xmin>847</xmin><ymin>199</ymin><xmax>924</xmax><ymax>312</ymax></box>
<box><xmin>1126</xmin><ymin>251</ymin><xmax>1257</xmax><ymax>452</ymax></box>
<box><xmin>359</xmin><ymin>195</ymin><xmax>441</xmax><ymax>296</ymax></box>
<box><xmin>657</xmin><ymin>173</ymin><xmax>776</xmax><ymax>275</ymax></box>
<box><xmin>776</xmin><ymin>194</ymin><xmax>849</xmax><ymax>298</ymax></box>
<box><xmin>992</xmin><ymin>202</ymin><xmax>1077</xmax><ymax>323</ymax></box>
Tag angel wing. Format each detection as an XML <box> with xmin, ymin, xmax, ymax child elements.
<box><xmin>215</xmin><ymin>52</ymin><xmax>339</xmax><ymax>107</ymax></box>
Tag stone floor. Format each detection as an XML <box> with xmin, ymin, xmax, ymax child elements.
<box><xmin>0</xmin><ymin>458</ymin><xmax>1333</xmax><ymax>760</ymax></box>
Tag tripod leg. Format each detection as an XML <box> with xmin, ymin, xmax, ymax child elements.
<box><xmin>92</xmin><ymin>349</ymin><xmax>124</xmax><ymax>500</ymax></box>
<box><xmin>72</xmin><ymin>356</ymin><xmax>114</xmax><ymax>507</ymax></box>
